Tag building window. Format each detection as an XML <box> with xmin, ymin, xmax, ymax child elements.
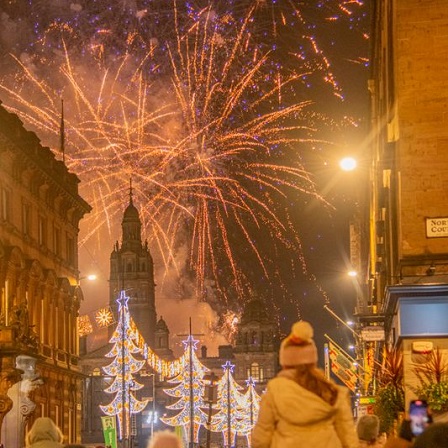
<box><xmin>38</xmin><ymin>215</ymin><xmax>47</xmax><ymax>246</ymax></box>
<box><xmin>22</xmin><ymin>201</ymin><xmax>31</xmax><ymax>235</ymax></box>
<box><xmin>247</xmin><ymin>362</ymin><xmax>264</xmax><ymax>382</ymax></box>
<box><xmin>53</xmin><ymin>226</ymin><xmax>61</xmax><ymax>256</ymax></box>
<box><xmin>1</xmin><ymin>187</ymin><xmax>11</xmax><ymax>221</ymax></box>
<box><xmin>66</xmin><ymin>234</ymin><xmax>75</xmax><ymax>264</ymax></box>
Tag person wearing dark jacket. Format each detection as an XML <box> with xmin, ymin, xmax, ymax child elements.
<box><xmin>383</xmin><ymin>419</ymin><xmax>413</xmax><ymax>448</ymax></box>
<box><xmin>413</xmin><ymin>422</ymin><xmax>448</xmax><ymax>448</ymax></box>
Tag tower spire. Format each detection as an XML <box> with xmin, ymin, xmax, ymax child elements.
<box><xmin>129</xmin><ymin>177</ymin><xmax>133</xmax><ymax>205</ymax></box>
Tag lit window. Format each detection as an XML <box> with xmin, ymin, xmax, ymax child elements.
<box><xmin>250</xmin><ymin>362</ymin><xmax>260</xmax><ymax>381</ymax></box>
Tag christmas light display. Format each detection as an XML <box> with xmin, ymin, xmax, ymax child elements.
<box><xmin>100</xmin><ymin>291</ymin><xmax>149</xmax><ymax>440</ymax></box>
<box><xmin>78</xmin><ymin>314</ymin><xmax>93</xmax><ymax>337</ymax></box>
<box><xmin>238</xmin><ymin>377</ymin><xmax>261</xmax><ymax>445</ymax></box>
<box><xmin>160</xmin><ymin>335</ymin><xmax>209</xmax><ymax>445</ymax></box>
<box><xmin>210</xmin><ymin>361</ymin><xmax>247</xmax><ymax>447</ymax></box>
<box><xmin>100</xmin><ymin>297</ymin><xmax>265</xmax><ymax>446</ymax></box>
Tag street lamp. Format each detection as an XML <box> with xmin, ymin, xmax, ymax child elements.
<box><xmin>339</xmin><ymin>156</ymin><xmax>357</xmax><ymax>172</ymax></box>
<box><xmin>202</xmin><ymin>372</ymin><xmax>218</xmax><ymax>448</ymax></box>
<box><xmin>77</xmin><ymin>273</ymin><xmax>97</xmax><ymax>284</ymax></box>
<box><xmin>75</xmin><ymin>274</ymin><xmax>97</xmax><ymax>299</ymax></box>
<box><xmin>149</xmin><ymin>373</ymin><xmax>156</xmax><ymax>441</ymax></box>
<box><xmin>141</xmin><ymin>371</ymin><xmax>157</xmax><ymax>441</ymax></box>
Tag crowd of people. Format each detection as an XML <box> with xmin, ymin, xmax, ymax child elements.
<box><xmin>24</xmin><ymin>321</ymin><xmax>448</xmax><ymax>448</ymax></box>
<box><xmin>250</xmin><ymin>320</ymin><xmax>448</xmax><ymax>448</ymax></box>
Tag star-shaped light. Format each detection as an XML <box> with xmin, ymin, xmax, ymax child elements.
<box><xmin>182</xmin><ymin>334</ymin><xmax>199</xmax><ymax>351</ymax></box>
<box><xmin>95</xmin><ymin>307</ymin><xmax>114</xmax><ymax>327</ymax></box>
<box><xmin>117</xmin><ymin>290</ymin><xmax>130</xmax><ymax>310</ymax></box>
<box><xmin>222</xmin><ymin>360</ymin><xmax>235</xmax><ymax>373</ymax></box>
<box><xmin>245</xmin><ymin>377</ymin><xmax>256</xmax><ymax>388</ymax></box>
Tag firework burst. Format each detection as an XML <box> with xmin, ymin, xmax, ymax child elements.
<box><xmin>0</xmin><ymin>0</ymin><xmax>368</xmax><ymax>324</ymax></box>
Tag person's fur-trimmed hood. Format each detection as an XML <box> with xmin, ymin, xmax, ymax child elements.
<box><xmin>26</xmin><ymin>417</ymin><xmax>64</xmax><ymax>448</ymax></box>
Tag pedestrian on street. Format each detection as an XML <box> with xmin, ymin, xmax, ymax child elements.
<box><xmin>357</xmin><ymin>415</ymin><xmax>384</xmax><ymax>447</ymax></box>
<box><xmin>147</xmin><ymin>430</ymin><xmax>183</xmax><ymax>448</ymax></box>
<box><xmin>25</xmin><ymin>417</ymin><xmax>64</xmax><ymax>448</ymax></box>
<box><xmin>251</xmin><ymin>320</ymin><xmax>358</xmax><ymax>448</ymax></box>
<box><xmin>383</xmin><ymin>419</ymin><xmax>414</xmax><ymax>448</ymax></box>
<box><xmin>413</xmin><ymin>422</ymin><xmax>448</xmax><ymax>448</ymax></box>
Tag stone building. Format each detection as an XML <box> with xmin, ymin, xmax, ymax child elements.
<box><xmin>233</xmin><ymin>299</ymin><xmax>278</xmax><ymax>385</ymax></box>
<box><xmin>357</xmin><ymin>0</ymin><xmax>448</xmax><ymax>410</ymax></box>
<box><xmin>0</xmin><ymin>101</ymin><xmax>91</xmax><ymax>447</ymax></box>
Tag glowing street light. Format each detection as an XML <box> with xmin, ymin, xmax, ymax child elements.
<box><xmin>339</xmin><ymin>156</ymin><xmax>357</xmax><ymax>171</ymax></box>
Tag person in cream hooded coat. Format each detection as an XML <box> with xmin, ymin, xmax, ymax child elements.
<box><xmin>252</xmin><ymin>321</ymin><xmax>358</xmax><ymax>448</ymax></box>
<box><xmin>25</xmin><ymin>417</ymin><xmax>65</xmax><ymax>448</ymax></box>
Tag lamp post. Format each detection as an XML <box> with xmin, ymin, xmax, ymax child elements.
<box><xmin>140</xmin><ymin>369</ymin><xmax>157</xmax><ymax>442</ymax></box>
<box><xmin>227</xmin><ymin>371</ymin><xmax>231</xmax><ymax>448</ymax></box>
<box><xmin>202</xmin><ymin>372</ymin><xmax>217</xmax><ymax>448</ymax></box>
<box><xmin>148</xmin><ymin>373</ymin><xmax>156</xmax><ymax>440</ymax></box>
<box><xmin>121</xmin><ymin>294</ymin><xmax>127</xmax><ymax>448</ymax></box>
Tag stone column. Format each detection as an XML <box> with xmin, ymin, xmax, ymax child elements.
<box><xmin>0</xmin><ymin>353</ymin><xmax>23</xmax><ymax>446</ymax></box>
<box><xmin>2</xmin><ymin>355</ymin><xmax>41</xmax><ymax>448</ymax></box>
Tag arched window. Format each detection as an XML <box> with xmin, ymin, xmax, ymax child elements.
<box><xmin>249</xmin><ymin>362</ymin><xmax>264</xmax><ymax>381</ymax></box>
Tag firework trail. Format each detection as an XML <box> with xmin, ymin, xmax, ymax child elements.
<box><xmin>0</xmin><ymin>0</ymin><xmax>368</xmax><ymax>330</ymax></box>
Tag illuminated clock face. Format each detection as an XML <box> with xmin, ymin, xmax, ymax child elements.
<box><xmin>95</xmin><ymin>307</ymin><xmax>115</xmax><ymax>327</ymax></box>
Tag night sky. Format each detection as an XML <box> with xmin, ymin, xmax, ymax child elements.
<box><xmin>0</xmin><ymin>0</ymin><xmax>371</xmax><ymax>359</ymax></box>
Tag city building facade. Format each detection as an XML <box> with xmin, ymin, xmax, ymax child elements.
<box><xmin>357</xmin><ymin>0</ymin><xmax>448</xmax><ymax>411</ymax></box>
<box><xmin>0</xmin><ymin>101</ymin><xmax>91</xmax><ymax>447</ymax></box>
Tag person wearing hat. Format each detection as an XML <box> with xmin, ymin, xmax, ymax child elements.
<box><xmin>252</xmin><ymin>321</ymin><xmax>358</xmax><ymax>448</ymax></box>
<box><xmin>357</xmin><ymin>415</ymin><xmax>385</xmax><ymax>447</ymax></box>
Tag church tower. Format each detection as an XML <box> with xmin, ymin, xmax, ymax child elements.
<box><xmin>109</xmin><ymin>183</ymin><xmax>157</xmax><ymax>345</ymax></box>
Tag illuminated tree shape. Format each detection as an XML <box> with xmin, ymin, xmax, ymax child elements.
<box><xmin>210</xmin><ymin>361</ymin><xmax>247</xmax><ymax>447</ymax></box>
<box><xmin>236</xmin><ymin>377</ymin><xmax>262</xmax><ymax>445</ymax></box>
<box><xmin>100</xmin><ymin>291</ymin><xmax>148</xmax><ymax>440</ymax></box>
<box><xmin>161</xmin><ymin>335</ymin><xmax>209</xmax><ymax>444</ymax></box>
